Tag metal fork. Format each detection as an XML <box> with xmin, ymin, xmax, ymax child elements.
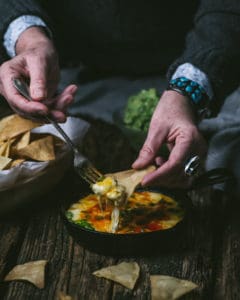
<box><xmin>13</xmin><ymin>78</ymin><xmax>103</xmax><ymax>185</ymax></box>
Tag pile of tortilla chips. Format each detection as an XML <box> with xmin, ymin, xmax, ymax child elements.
<box><xmin>0</xmin><ymin>114</ymin><xmax>63</xmax><ymax>171</ymax></box>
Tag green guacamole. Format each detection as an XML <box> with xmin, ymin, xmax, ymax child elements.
<box><xmin>123</xmin><ymin>88</ymin><xmax>160</xmax><ymax>132</ymax></box>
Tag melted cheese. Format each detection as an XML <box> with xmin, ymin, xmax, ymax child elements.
<box><xmin>92</xmin><ymin>177</ymin><xmax>116</xmax><ymax>195</ymax></box>
<box><xmin>67</xmin><ymin>191</ymin><xmax>185</xmax><ymax>234</ymax></box>
<box><xmin>92</xmin><ymin>176</ymin><xmax>126</xmax><ymax>203</ymax></box>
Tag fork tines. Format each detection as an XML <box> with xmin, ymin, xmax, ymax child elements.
<box><xmin>77</xmin><ymin>164</ymin><xmax>103</xmax><ymax>185</ymax></box>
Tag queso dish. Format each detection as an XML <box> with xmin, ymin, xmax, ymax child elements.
<box><xmin>63</xmin><ymin>188</ymin><xmax>188</xmax><ymax>256</ymax></box>
<box><xmin>66</xmin><ymin>190</ymin><xmax>184</xmax><ymax>234</ymax></box>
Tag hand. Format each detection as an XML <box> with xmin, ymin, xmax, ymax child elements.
<box><xmin>0</xmin><ymin>27</ymin><xmax>77</xmax><ymax>122</ymax></box>
<box><xmin>132</xmin><ymin>90</ymin><xmax>207</xmax><ymax>188</ymax></box>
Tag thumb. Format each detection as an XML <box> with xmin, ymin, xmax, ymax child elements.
<box><xmin>28</xmin><ymin>57</ymin><xmax>47</xmax><ymax>101</ymax></box>
<box><xmin>132</xmin><ymin>127</ymin><xmax>166</xmax><ymax>169</ymax></box>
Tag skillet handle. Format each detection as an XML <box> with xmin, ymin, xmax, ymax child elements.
<box><xmin>189</xmin><ymin>168</ymin><xmax>235</xmax><ymax>190</ymax></box>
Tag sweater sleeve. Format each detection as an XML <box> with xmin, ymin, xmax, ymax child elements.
<box><xmin>167</xmin><ymin>0</ymin><xmax>240</xmax><ymax>113</ymax></box>
<box><xmin>0</xmin><ymin>0</ymin><xmax>52</xmax><ymax>63</ymax></box>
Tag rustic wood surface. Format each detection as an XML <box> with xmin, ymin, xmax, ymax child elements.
<box><xmin>0</xmin><ymin>118</ymin><xmax>238</xmax><ymax>300</ymax></box>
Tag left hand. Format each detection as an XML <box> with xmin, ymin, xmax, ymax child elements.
<box><xmin>0</xmin><ymin>27</ymin><xmax>77</xmax><ymax>122</ymax></box>
<box><xmin>132</xmin><ymin>90</ymin><xmax>207</xmax><ymax>188</ymax></box>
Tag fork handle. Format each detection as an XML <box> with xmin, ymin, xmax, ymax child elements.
<box><xmin>13</xmin><ymin>78</ymin><xmax>78</xmax><ymax>152</ymax></box>
<box><xmin>44</xmin><ymin>115</ymin><xmax>78</xmax><ymax>150</ymax></box>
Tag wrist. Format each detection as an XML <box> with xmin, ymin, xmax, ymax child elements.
<box><xmin>16</xmin><ymin>26</ymin><xmax>53</xmax><ymax>55</ymax></box>
<box><xmin>161</xmin><ymin>90</ymin><xmax>197</xmax><ymax>123</ymax></box>
<box><xmin>167</xmin><ymin>77</ymin><xmax>211</xmax><ymax>119</ymax></box>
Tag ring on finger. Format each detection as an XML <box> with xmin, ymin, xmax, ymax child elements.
<box><xmin>184</xmin><ymin>155</ymin><xmax>201</xmax><ymax>177</ymax></box>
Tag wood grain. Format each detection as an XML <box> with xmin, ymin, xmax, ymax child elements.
<box><xmin>0</xmin><ymin>119</ymin><xmax>237</xmax><ymax>300</ymax></box>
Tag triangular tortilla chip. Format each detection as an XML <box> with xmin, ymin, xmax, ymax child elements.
<box><xmin>107</xmin><ymin>165</ymin><xmax>156</xmax><ymax>198</ymax></box>
<box><xmin>0</xmin><ymin>114</ymin><xmax>42</xmax><ymax>142</ymax></box>
<box><xmin>16</xmin><ymin>135</ymin><xmax>55</xmax><ymax>161</ymax></box>
<box><xmin>4</xmin><ymin>260</ymin><xmax>47</xmax><ymax>289</ymax></box>
<box><xmin>15</xmin><ymin>131</ymin><xmax>31</xmax><ymax>150</ymax></box>
<box><xmin>0</xmin><ymin>156</ymin><xmax>12</xmax><ymax>170</ymax></box>
<box><xmin>150</xmin><ymin>275</ymin><xmax>198</xmax><ymax>300</ymax></box>
<box><xmin>93</xmin><ymin>262</ymin><xmax>140</xmax><ymax>289</ymax></box>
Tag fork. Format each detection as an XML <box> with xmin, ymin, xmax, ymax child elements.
<box><xmin>13</xmin><ymin>78</ymin><xmax>103</xmax><ymax>185</ymax></box>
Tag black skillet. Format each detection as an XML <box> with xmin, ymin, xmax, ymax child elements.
<box><xmin>61</xmin><ymin>168</ymin><xmax>234</xmax><ymax>256</ymax></box>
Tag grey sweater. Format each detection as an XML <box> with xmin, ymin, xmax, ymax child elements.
<box><xmin>0</xmin><ymin>0</ymin><xmax>240</xmax><ymax>112</ymax></box>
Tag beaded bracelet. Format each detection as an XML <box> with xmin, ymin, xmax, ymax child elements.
<box><xmin>167</xmin><ymin>77</ymin><xmax>210</xmax><ymax>115</ymax></box>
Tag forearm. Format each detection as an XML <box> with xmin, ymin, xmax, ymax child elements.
<box><xmin>0</xmin><ymin>0</ymin><xmax>51</xmax><ymax>62</ymax></box>
<box><xmin>167</xmin><ymin>0</ymin><xmax>240</xmax><ymax>113</ymax></box>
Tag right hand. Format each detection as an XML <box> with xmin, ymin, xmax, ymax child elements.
<box><xmin>0</xmin><ymin>27</ymin><xmax>77</xmax><ymax>122</ymax></box>
<box><xmin>132</xmin><ymin>90</ymin><xmax>207</xmax><ymax>188</ymax></box>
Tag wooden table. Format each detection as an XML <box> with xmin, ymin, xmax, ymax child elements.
<box><xmin>0</xmin><ymin>118</ymin><xmax>239</xmax><ymax>300</ymax></box>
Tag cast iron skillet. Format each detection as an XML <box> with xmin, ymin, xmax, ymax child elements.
<box><xmin>61</xmin><ymin>168</ymin><xmax>234</xmax><ymax>256</ymax></box>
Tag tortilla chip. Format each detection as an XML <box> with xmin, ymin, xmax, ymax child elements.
<box><xmin>1</xmin><ymin>139</ymin><xmax>15</xmax><ymax>157</ymax></box>
<box><xmin>7</xmin><ymin>158</ymin><xmax>25</xmax><ymax>169</ymax></box>
<box><xmin>15</xmin><ymin>131</ymin><xmax>31</xmax><ymax>150</ymax></box>
<box><xmin>0</xmin><ymin>156</ymin><xmax>12</xmax><ymax>170</ymax></box>
<box><xmin>0</xmin><ymin>114</ymin><xmax>42</xmax><ymax>142</ymax></box>
<box><xmin>150</xmin><ymin>275</ymin><xmax>198</xmax><ymax>300</ymax></box>
<box><xmin>16</xmin><ymin>135</ymin><xmax>55</xmax><ymax>161</ymax></box>
<box><xmin>58</xmin><ymin>291</ymin><xmax>73</xmax><ymax>300</ymax></box>
<box><xmin>0</xmin><ymin>141</ymin><xmax>9</xmax><ymax>156</ymax></box>
<box><xmin>93</xmin><ymin>262</ymin><xmax>140</xmax><ymax>289</ymax></box>
<box><xmin>108</xmin><ymin>165</ymin><xmax>156</xmax><ymax>198</ymax></box>
<box><xmin>4</xmin><ymin>260</ymin><xmax>47</xmax><ymax>289</ymax></box>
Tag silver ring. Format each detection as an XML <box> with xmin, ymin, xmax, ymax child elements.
<box><xmin>184</xmin><ymin>155</ymin><xmax>201</xmax><ymax>176</ymax></box>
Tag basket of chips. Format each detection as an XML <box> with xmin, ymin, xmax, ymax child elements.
<box><xmin>0</xmin><ymin>114</ymin><xmax>89</xmax><ymax>214</ymax></box>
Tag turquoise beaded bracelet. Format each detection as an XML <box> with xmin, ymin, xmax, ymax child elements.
<box><xmin>167</xmin><ymin>77</ymin><xmax>209</xmax><ymax>112</ymax></box>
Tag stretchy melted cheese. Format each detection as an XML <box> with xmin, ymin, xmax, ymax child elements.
<box><xmin>92</xmin><ymin>177</ymin><xmax>126</xmax><ymax>202</ymax></box>
<box><xmin>66</xmin><ymin>191</ymin><xmax>184</xmax><ymax>234</ymax></box>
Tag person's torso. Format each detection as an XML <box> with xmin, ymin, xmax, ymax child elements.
<box><xmin>43</xmin><ymin>0</ymin><xmax>199</xmax><ymax>74</ymax></box>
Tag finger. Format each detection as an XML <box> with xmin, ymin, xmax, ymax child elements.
<box><xmin>10</xmin><ymin>94</ymin><xmax>48</xmax><ymax>116</ymax></box>
<box><xmin>61</xmin><ymin>84</ymin><xmax>78</xmax><ymax>96</ymax></box>
<box><xmin>42</xmin><ymin>84</ymin><xmax>77</xmax><ymax>109</ymax></box>
<box><xmin>27</xmin><ymin>56</ymin><xmax>48</xmax><ymax>100</ymax></box>
<box><xmin>2</xmin><ymin>75</ymin><xmax>48</xmax><ymax>116</ymax></box>
<box><xmin>132</xmin><ymin>129</ymin><xmax>167</xmax><ymax>169</ymax></box>
<box><xmin>155</xmin><ymin>156</ymin><xmax>166</xmax><ymax>167</ymax></box>
<box><xmin>49</xmin><ymin>110</ymin><xmax>67</xmax><ymax>123</ymax></box>
<box><xmin>142</xmin><ymin>136</ymin><xmax>193</xmax><ymax>185</ymax></box>
<box><xmin>52</xmin><ymin>85</ymin><xmax>77</xmax><ymax>110</ymax></box>
<box><xmin>54</xmin><ymin>95</ymin><xmax>74</xmax><ymax>111</ymax></box>
<box><xmin>145</xmin><ymin>169</ymin><xmax>190</xmax><ymax>188</ymax></box>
